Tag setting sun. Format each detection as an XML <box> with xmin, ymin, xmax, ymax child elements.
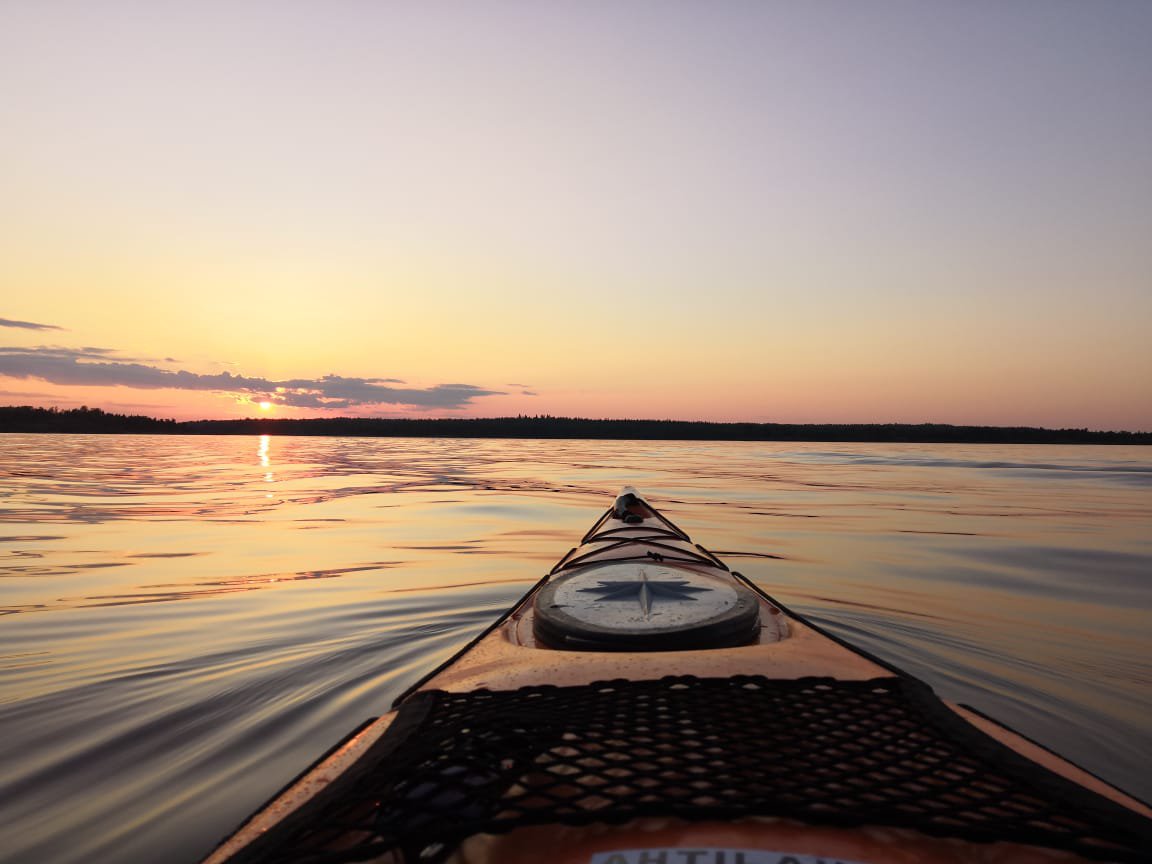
<box><xmin>258</xmin><ymin>401</ymin><xmax>272</xmax><ymax>412</ymax></box>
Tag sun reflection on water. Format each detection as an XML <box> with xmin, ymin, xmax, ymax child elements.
<box><xmin>258</xmin><ymin>434</ymin><xmax>275</xmax><ymax>496</ymax></box>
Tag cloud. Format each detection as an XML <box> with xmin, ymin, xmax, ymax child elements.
<box><xmin>0</xmin><ymin>389</ymin><xmax>67</xmax><ymax>399</ymax></box>
<box><xmin>0</xmin><ymin>317</ymin><xmax>65</xmax><ymax>332</ymax></box>
<box><xmin>0</xmin><ymin>346</ymin><xmax>505</xmax><ymax>410</ymax></box>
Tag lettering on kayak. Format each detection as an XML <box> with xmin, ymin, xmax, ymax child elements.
<box><xmin>588</xmin><ymin>851</ymin><xmax>872</xmax><ymax>864</ymax></box>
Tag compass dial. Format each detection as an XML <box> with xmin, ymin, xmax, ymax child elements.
<box><xmin>534</xmin><ymin>562</ymin><xmax>759</xmax><ymax>651</ymax></box>
<box><xmin>551</xmin><ymin>565</ymin><xmax>737</xmax><ymax>629</ymax></box>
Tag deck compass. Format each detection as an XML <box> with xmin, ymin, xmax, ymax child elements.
<box><xmin>533</xmin><ymin>561</ymin><xmax>760</xmax><ymax>651</ymax></box>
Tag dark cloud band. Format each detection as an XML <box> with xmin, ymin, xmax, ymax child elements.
<box><xmin>0</xmin><ymin>346</ymin><xmax>504</xmax><ymax>410</ymax></box>
<box><xmin>0</xmin><ymin>317</ymin><xmax>65</xmax><ymax>332</ymax></box>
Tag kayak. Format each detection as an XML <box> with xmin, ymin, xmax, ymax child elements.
<box><xmin>204</xmin><ymin>488</ymin><xmax>1152</xmax><ymax>864</ymax></box>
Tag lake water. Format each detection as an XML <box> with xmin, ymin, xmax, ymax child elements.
<box><xmin>1</xmin><ymin>434</ymin><xmax>1149</xmax><ymax>863</ymax></box>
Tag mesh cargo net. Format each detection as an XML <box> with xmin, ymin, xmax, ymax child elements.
<box><xmin>232</xmin><ymin>676</ymin><xmax>1152</xmax><ymax>863</ymax></box>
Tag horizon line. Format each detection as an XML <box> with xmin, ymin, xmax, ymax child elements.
<box><xmin>1</xmin><ymin>404</ymin><xmax>1149</xmax><ymax>438</ymax></box>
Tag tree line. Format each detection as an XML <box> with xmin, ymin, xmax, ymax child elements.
<box><xmin>1</xmin><ymin>405</ymin><xmax>1148</xmax><ymax>443</ymax></box>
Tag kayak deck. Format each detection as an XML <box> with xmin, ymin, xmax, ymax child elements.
<box><xmin>205</xmin><ymin>491</ymin><xmax>1152</xmax><ymax>864</ymax></box>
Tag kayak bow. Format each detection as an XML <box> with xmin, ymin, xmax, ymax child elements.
<box><xmin>205</xmin><ymin>489</ymin><xmax>1152</xmax><ymax>864</ymax></box>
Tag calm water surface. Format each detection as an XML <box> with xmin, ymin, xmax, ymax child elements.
<box><xmin>1</xmin><ymin>434</ymin><xmax>1149</xmax><ymax>863</ymax></box>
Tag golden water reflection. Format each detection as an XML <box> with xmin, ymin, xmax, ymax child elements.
<box><xmin>0</xmin><ymin>434</ymin><xmax>1149</xmax><ymax>864</ymax></box>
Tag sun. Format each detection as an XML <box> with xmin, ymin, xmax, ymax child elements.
<box><xmin>258</xmin><ymin>401</ymin><xmax>273</xmax><ymax>412</ymax></box>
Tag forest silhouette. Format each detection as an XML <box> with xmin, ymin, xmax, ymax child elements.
<box><xmin>1</xmin><ymin>406</ymin><xmax>1147</xmax><ymax>443</ymax></box>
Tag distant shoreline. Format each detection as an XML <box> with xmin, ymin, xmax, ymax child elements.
<box><xmin>1</xmin><ymin>406</ymin><xmax>1148</xmax><ymax>443</ymax></box>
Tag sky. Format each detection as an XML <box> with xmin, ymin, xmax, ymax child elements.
<box><xmin>1</xmin><ymin>1</ymin><xmax>1150</xmax><ymax>430</ymax></box>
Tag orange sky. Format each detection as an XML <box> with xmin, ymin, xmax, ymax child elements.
<box><xmin>2</xmin><ymin>3</ymin><xmax>1150</xmax><ymax>430</ymax></box>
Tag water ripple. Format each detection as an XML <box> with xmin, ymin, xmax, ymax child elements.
<box><xmin>0</xmin><ymin>434</ymin><xmax>1147</xmax><ymax>864</ymax></box>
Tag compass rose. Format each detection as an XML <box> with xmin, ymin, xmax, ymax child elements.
<box><xmin>576</xmin><ymin>568</ymin><xmax>712</xmax><ymax>619</ymax></box>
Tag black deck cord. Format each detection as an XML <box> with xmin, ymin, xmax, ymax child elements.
<box><xmin>396</xmin><ymin>504</ymin><xmax>719</xmax><ymax>708</ymax></box>
<box><xmin>221</xmin><ymin>675</ymin><xmax>1152</xmax><ymax>864</ymax></box>
<box><xmin>734</xmin><ymin>569</ymin><xmax>1152</xmax><ymax>815</ymax></box>
<box><xmin>209</xmin><ymin>588</ymin><xmax>1152</xmax><ymax>863</ymax></box>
